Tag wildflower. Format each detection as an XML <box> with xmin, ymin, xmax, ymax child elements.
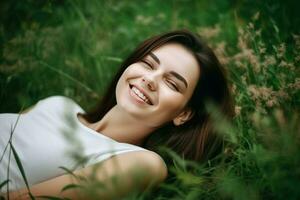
<box><xmin>259</xmin><ymin>86</ymin><xmax>273</xmax><ymax>101</ymax></box>
<box><xmin>231</xmin><ymin>84</ymin><xmax>237</xmax><ymax>94</ymax></box>
<box><xmin>263</xmin><ymin>55</ymin><xmax>276</xmax><ymax>66</ymax></box>
<box><xmin>278</xmin><ymin>60</ymin><xmax>295</xmax><ymax>70</ymax></box>
<box><xmin>235</xmin><ymin>106</ymin><xmax>241</xmax><ymax>115</ymax></box>
<box><xmin>266</xmin><ymin>99</ymin><xmax>277</xmax><ymax>108</ymax></box>
<box><xmin>252</xmin><ymin>12</ymin><xmax>260</xmax><ymax>21</ymax></box>
<box><xmin>247</xmin><ymin>51</ymin><xmax>260</xmax><ymax>73</ymax></box>
<box><xmin>292</xmin><ymin>34</ymin><xmax>300</xmax><ymax>49</ymax></box>
<box><xmin>135</xmin><ymin>15</ymin><xmax>153</xmax><ymax>25</ymax></box>
<box><xmin>237</xmin><ymin>35</ymin><xmax>248</xmax><ymax>50</ymax></box>
<box><xmin>238</xmin><ymin>48</ymin><xmax>260</xmax><ymax>73</ymax></box>
<box><xmin>214</xmin><ymin>41</ymin><xmax>229</xmax><ymax>65</ymax></box>
<box><xmin>276</xmin><ymin>89</ymin><xmax>290</xmax><ymax>100</ymax></box>
<box><xmin>288</xmin><ymin>78</ymin><xmax>300</xmax><ymax>90</ymax></box>
<box><xmin>255</xmin><ymin>29</ymin><xmax>262</xmax><ymax>37</ymax></box>
<box><xmin>248</xmin><ymin>22</ymin><xmax>254</xmax><ymax>30</ymax></box>
<box><xmin>259</xmin><ymin>46</ymin><xmax>266</xmax><ymax>54</ymax></box>
<box><xmin>241</xmin><ymin>75</ymin><xmax>247</xmax><ymax>85</ymax></box>
<box><xmin>238</xmin><ymin>27</ymin><xmax>244</xmax><ymax>36</ymax></box>
<box><xmin>278</xmin><ymin>60</ymin><xmax>288</xmax><ymax>67</ymax></box>
<box><xmin>197</xmin><ymin>24</ymin><xmax>220</xmax><ymax>40</ymax></box>
<box><xmin>277</xmin><ymin>43</ymin><xmax>286</xmax><ymax>58</ymax></box>
<box><xmin>234</xmin><ymin>60</ymin><xmax>245</xmax><ymax>69</ymax></box>
<box><xmin>248</xmin><ymin>85</ymin><xmax>280</xmax><ymax>108</ymax></box>
<box><xmin>258</xmin><ymin>41</ymin><xmax>266</xmax><ymax>52</ymax></box>
<box><xmin>248</xmin><ymin>85</ymin><xmax>260</xmax><ymax>100</ymax></box>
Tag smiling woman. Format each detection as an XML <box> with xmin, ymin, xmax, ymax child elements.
<box><xmin>0</xmin><ymin>30</ymin><xmax>234</xmax><ymax>199</ymax></box>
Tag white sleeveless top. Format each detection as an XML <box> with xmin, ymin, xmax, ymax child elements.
<box><xmin>0</xmin><ymin>96</ymin><xmax>152</xmax><ymax>192</ymax></box>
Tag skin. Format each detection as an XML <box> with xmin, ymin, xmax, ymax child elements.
<box><xmin>7</xmin><ymin>42</ymin><xmax>200</xmax><ymax>199</ymax></box>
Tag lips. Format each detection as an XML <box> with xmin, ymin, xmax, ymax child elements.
<box><xmin>129</xmin><ymin>84</ymin><xmax>153</xmax><ymax>105</ymax></box>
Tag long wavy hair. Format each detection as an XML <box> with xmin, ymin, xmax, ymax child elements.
<box><xmin>81</xmin><ymin>30</ymin><xmax>234</xmax><ymax>163</ymax></box>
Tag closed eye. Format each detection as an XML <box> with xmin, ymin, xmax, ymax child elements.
<box><xmin>141</xmin><ymin>59</ymin><xmax>154</xmax><ymax>70</ymax></box>
<box><xmin>165</xmin><ymin>79</ymin><xmax>179</xmax><ymax>91</ymax></box>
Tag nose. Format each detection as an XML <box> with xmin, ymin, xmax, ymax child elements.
<box><xmin>142</xmin><ymin>74</ymin><xmax>157</xmax><ymax>91</ymax></box>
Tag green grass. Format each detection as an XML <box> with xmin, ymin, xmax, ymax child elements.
<box><xmin>1</xmin><ymin>0</ymin><xmax>299</xmax><ymax>199</ymax></box>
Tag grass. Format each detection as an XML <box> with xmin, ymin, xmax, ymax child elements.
<box><xmin>0</xmin><ymin>0</ymin><xmax>299</xmax><ymax>199</ymax></box>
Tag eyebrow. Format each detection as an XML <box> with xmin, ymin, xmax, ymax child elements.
<box><xmin>169</xmin><ymin>71</ymin><xmax>188</xmax><ymax>88</ymax></box>
<box><xmin>149</xmin><ymin>52</ymin><xmax>160</xmax><ymax>64</ymax></box>
<box><xmin>149</xmin><ymin>52</ymin><xmax>188</xmax><ymax>88</ymax></box>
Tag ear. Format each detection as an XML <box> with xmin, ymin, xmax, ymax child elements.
<box><xmin>173</xmin><ymin>108</ymin><xmax>194</xmax><ymax>126</ymax></box>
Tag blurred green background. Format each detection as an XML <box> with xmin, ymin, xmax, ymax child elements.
<box><xmin>1</xmin><ymin>0</ymin><xmax>299</xmax><ymax>199</ymax></box>
<box><xmin>1</xmin><ymin>0</ymin><xmax>299</xmax><ymax>111</ymax></box>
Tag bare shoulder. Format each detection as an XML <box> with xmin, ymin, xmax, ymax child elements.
<box><xmin>76</xmin><ymin>150</ymin><xmax>168</xmax><ymax>186</ymax></box>
<box><xmin>122</xmin><ymin>151</ymin><xmax>168</xmax><ymax>181</ymax></box>
<box><xmin>106</xmin><ymin>151</ymin><xmax>168</xmax><ymax>182</ymax></box>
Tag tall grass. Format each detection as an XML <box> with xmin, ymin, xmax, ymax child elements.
<box><xmin>1</xmin><ymin>0</ymin><xmax>299</xmax><ymax>199</ymax></box>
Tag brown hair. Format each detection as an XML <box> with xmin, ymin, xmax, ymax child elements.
<box><xmin>81</xmin><ymin>30</ymin><xmax>234</xmax><ymax>163</ymax></box>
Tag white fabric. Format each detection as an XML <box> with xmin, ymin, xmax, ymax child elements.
<box><xmin>0</xmin><ymin>96</ymin><xmax>150</xmax><ymax>192</ymax></box>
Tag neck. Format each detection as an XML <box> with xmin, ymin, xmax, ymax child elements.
<box><xmin>83</xmin><ymin>106</ymin><xmax>156</xmax><ymax>146</ymax></box>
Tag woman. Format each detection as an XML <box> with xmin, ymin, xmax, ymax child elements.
<box><xmin>0</xmin><ymin>29</ymin><xmax>234</xmax><ymax>199</ymax></box>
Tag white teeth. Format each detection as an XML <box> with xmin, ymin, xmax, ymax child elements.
<box><xmin>132</xmin><ymin>86</ymin><xmax>150</xmax><ymax>104</ymax></box>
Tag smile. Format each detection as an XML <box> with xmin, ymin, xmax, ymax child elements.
<box><xmin>129</xmin><ymin>84</ymin><xmax>153</xmax><ymax>105</ymax></box>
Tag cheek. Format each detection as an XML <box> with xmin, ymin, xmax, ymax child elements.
<box><xmin>115</xmin><ymin>66</ymin><xmax>138</xmax><ymax>95</ymax></box>
<box><xmin>155</xmin><ymin>91</ymin><xmax>187</xmax><ymax>120</ymax></box>
<box><xmin>115</xmin><ymin>71</ymin><xmax>129</xmax><ymax>104</ymax></box>
<box><xmin>115</xmin><ymin>65</ymin><xmax>147</xmax><ymax>106</ymax></box>
<box><xmin>123</xmin><ymin>64</ymin><xmax>145</xmax><ymax>78</ymax></box>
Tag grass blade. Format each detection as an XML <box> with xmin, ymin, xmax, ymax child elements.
<box><xmin>10</xmin><ymin>143</ymin><xmax>34</xmax><ymax>199</ymax></box>
<box><xmin>0</xmin><ymin>180</ymin><xmax>9</xmax><ymax>190</ymax></box>
<box><xmin>58</xmin><ymin>166</ymin><xmax>76</xmax><ymax>176</ymax></box>
<box><xmin>61</xmin><ymin>183</ymin><xmax>82</xmax><ymax>192</ymax></box>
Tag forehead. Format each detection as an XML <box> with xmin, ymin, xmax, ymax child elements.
<box><xmin>152</xmin><ymin>43</ymin><xmax>200</xmax><ymax>88</ymax></box>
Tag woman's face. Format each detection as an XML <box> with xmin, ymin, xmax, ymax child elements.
<box><xmin>116</xmin><ymin>42</ymin><xmax>200</xmax><ymax>128</ymax></box>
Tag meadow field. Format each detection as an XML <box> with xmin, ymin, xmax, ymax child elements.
<box><xmin>1</xmin><ymin>0</ymin><xmax>299</xmax><ymax>199</ymax></box>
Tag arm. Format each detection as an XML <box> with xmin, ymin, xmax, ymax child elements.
<box><xmin>8</xmin><ymin>151</ymin><xmax>167</xmax><ymax>200</ymax></box>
